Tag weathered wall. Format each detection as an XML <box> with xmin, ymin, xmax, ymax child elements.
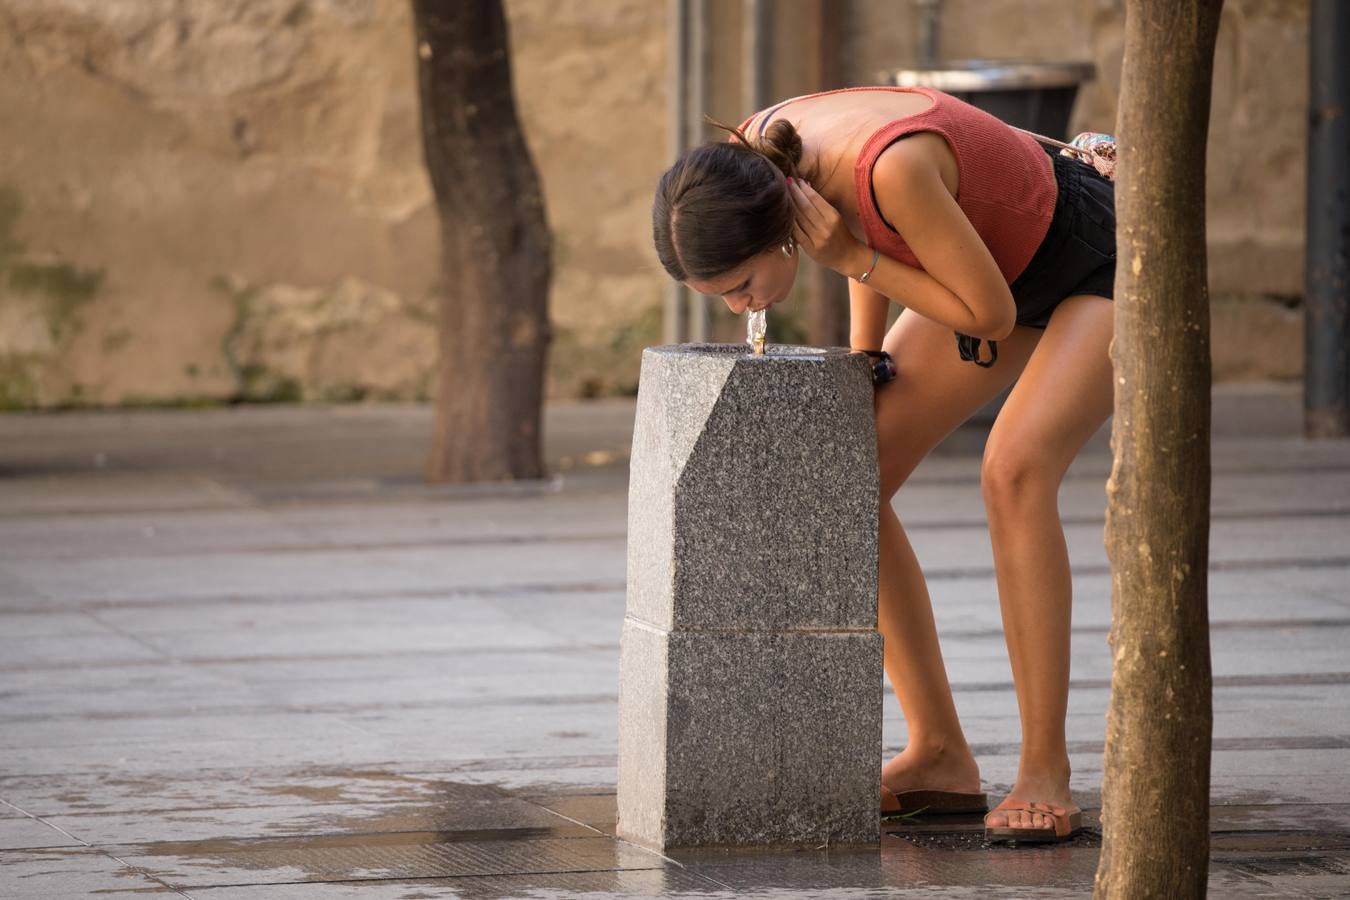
<box><xmin>0</xmin><ymin>0</ymin><xmax>666</xmax><ymax>407</ymax></box>
<box><xmin>1</xmin><ymin>1</ymin><xmax>433</xmax><ymax>406</ymax></box>
<box><xmin>0</xmin><ymin>0</ymin><xmax>1311</xmax><ymax>409</ymax></box>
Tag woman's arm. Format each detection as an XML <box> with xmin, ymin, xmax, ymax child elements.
<box><xmin>868</xmin><ymin>137</ymin><xmax>1016</xmax><ymax>339</ymax></box>
<box><xmin>789</xmin><ymin>136</ymin><xmax>1016</xmax><ymax>341</ymax></box>
<box><xmin>848</xmin><ymin>278</ymin><xmax>890</xmax><ymax>351</ymax></box>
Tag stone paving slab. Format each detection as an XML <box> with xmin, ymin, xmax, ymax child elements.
<box><xmin>0</xmin><ymin>473</ymin><xmax>255</xmax><ymax>517</ymax></box>
<box><xmin>0</xmin><ymin>631</ymin><xmax>167</xmax><ymax>668</ymax></box>
<box><xmin>32</xmin><ymin>800</ymin><xmax>580</xmax><ymax>848</ymax></box>
<box><xmin>0</xmin><ymin>846</ymin><xmax>174</xmax><ymax>896</ymax></box>
<box><xmin>0</xmin><ymin>538</ymin><xmax>627</xmax><ymax>607</ymax></box>
<box><xmin>0</xmin><ymin>497</ymin><xmax>628</xmax><ymax>562</ymax></box>
<box><xmin>896</xmin><ymin>468</ymin><xmax>1350</xmax><ymax>524</ymax></box>
<box><xmin>0</xmin><ymin>609</ymin><xmax>120</xmax><ymax>638</ymax></box>
<box><xmin>93</xmin><ymin>591</ymin><xmax>624</xmax><ymax>645</ymax></box>
<box><xmin>0</xmin><ymin>770</ymin><xmax>448</xmax><ymax>818</ymax></box>
<box><xmin>0</xmin><ymin>814</ymin><xmax>82</xmax><ymax>851</ymax></box>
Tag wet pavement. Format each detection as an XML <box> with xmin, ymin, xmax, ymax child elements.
<box><xmin>1</xmin><ymin>385</ymin><xmax>1348</xmax><ymax>898</ymax></box>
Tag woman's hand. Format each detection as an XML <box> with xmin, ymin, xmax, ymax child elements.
<box><xmin>788</xmin><ymin>180</ymin><xmax>871</xmax><ymax>277</ymax></box>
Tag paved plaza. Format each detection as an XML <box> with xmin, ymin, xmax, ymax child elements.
<box><xmin>1</xmin><ymin>385</ymin><xmax>1348</xmax><ymax>897</ymax></box>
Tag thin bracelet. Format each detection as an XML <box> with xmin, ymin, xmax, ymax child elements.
<box><xmin>856</xmin><ymin>248</ymin><xmax>881</xmax><ymax>284</ymax></box>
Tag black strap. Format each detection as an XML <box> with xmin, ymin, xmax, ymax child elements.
<box><xmin>756</xmin><ymin>98</ymin><xmax>796</xmax><ymax>137</ymax></box>
<box><xmin>956</xmin><ymin>333</ymin><xmax>998</xmax><ymax>368</ymax></box>
<box><xmin>858</xmin><ymin>349</ymin><xmax>897</xmax><ymax>385</ymax></box>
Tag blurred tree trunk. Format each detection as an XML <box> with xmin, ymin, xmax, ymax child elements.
<box><xmin>412</xmin><ymin>0</ymin><xmax>551</xmax><ymax>483</ymax></box>
<box><xmin>807</xmin><ymin>0</ymin><xmax>850</xmax><ymax>349</ymax></box>
<box><xmin>1094</xmin><ymin>2</ymin><xmax>1223</xmax><ymax>897</ymax></box>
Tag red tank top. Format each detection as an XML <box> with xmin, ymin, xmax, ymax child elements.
<box><xmin>736</xmin><ymin>86</ymin><xmax>1056</xmax><ymax>284</ymax></box>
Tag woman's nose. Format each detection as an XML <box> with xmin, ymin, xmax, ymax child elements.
<box><xmin>724</xmin><ymin>294</ymin><xmax>750</xmax><ymax>314</ymax></box>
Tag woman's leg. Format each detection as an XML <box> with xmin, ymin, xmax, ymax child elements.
<box><xmin>978</xmin><ymin>294</ymin><xmax>1114</xmax><ymax>831</ymax></box>
<box><xmin>874</xmin><ymin>309</ymin><xmax>1042</xmax><ymax>794</ymax></box>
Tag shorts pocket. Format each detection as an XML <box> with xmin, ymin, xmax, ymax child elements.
<box><xmin>1075</xmin><ymin>179</ymin><xmax>1117</xmax><ymax>244</ymax></box>
<box><xmin>1069</xmin><ymin>231</ymin><xmax>1115</xmax><ymax>266</ymax></box>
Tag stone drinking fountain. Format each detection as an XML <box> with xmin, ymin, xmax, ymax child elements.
<box><xmin>616</xmin><ymin>327</ymin><xmax>884</xmax><ymax>850</ymax></box>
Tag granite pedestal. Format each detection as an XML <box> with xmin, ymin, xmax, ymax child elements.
<box><xmin>617</xmin><ymin>343</ymin><xmax>884</xmax><ymax>850</ymax></box>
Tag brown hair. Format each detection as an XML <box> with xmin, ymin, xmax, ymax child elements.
<box><xmin>652</xmin><ymin>117</ymin><xmax>815</xmax><ymax>282</ymax></box>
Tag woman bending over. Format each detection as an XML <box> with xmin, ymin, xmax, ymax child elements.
<box><xmin>651</xmin><ymin>85</ymin><xmax>1117</xmax><ymax>844</ymax></box>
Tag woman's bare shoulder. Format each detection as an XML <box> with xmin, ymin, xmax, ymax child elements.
<box><xmin>871</xmin><ymin>132</ymin><xmax>959</xmax><ymax>202</ymax></box>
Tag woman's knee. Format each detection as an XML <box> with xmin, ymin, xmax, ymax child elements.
<box><xmin>980</xmin><ymin>443</ymin><xmax>1059</xmax><ymax>512</ymax></box>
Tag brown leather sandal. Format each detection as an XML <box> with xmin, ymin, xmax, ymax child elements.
<box><xmin>881</xmin><ymin>785</ymin><xmax>989</xmax><ymax>818</ymax></box>
<box><xmin>983</xmin><ymin>799</ymin><xmax>1083</xmax><ymax>843</ymax></box>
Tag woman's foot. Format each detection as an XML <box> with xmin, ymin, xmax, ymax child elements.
<box><xmin>983</xmin><ymin>772</ymin><xmax>1077</xmax><ymax>832</ymax></box>
<box><xmin>881</xmin><ymin>740</ymin><xmax>983</xmax><ymax>797</ymax></box>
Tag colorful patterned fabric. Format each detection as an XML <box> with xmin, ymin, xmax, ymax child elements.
<box><xmin>1064</xmin><ymin>132</ymin><xmax>1117</xmax><ymax>181</ymax></box>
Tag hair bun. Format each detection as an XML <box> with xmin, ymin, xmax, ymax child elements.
<box><xmin>756</xmin><ymin>119</ymin><xmax>804</xmax><ymax>180</ymax></box>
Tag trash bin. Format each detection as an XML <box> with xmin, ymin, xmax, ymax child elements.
<box><xmin>878</xmin><ymin>59</ymin><xmax>1096</xmax><ymax>136</ymax></box>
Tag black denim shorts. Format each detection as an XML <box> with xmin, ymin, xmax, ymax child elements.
<box><xmin>1008</xmin><ymin>145</ymin><xmax>1117</xmax><ymax>328</ymax></box>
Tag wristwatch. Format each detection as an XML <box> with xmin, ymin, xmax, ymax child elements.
<box><xmin>857</xmin><ymin>349</ymin><xmax>896</xmax><ymax>385</ymax></box>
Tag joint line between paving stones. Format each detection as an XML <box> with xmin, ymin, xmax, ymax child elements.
<box><xmin>915</xmin><ymin>461</ymin><xmax>1350</xmax><ymax>486</ymax></box>
<box><xmin>1</xmin><ymin>797</ymin><xmax>195</xmax><ymax>898</ymax></box>
<box><xmin>0</xmin><ymin>692</ymin><xmax>628</xmax><ymax>725</ymax></box>
<box><xmin>524</xmin><ymin>803</ymin><xmax>613</xmax><ymax>838</ymax></box>
<box><xmin>0</xmin><ymin>642</ymin><xmax>625</xmax><ymax>673</ymax></box>
<box><xmin>82</xmin><ymin>607</ymin><xmax>180</xmax><ymax>663</ymax></box>
<box><xmin>0</xmin><ymin>756</ymin><xmax>621</xmax><ymax>784</ymax></box>
<box><xmin>0</xmin><ymin>580</ymin><xmax>630</xmax><ymax>616</ymax></box>
<box><xmin>8</xmin><ymin>531</ymin><xmax>630</xmax><ymax>562</ymax></box>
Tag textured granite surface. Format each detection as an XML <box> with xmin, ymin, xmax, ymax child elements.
<box><xmin>615</xmin><ymin>617</ymin><xmax>669</xmax><ymax>847</ymax></box>
<box><xmin>617</xmin><ymin>621</ymin><xmax>883</xmax><ymax>850</ymax></box>
<box><xmin>626</xmin><ymin>344</ymin><xmax>879</xmax><ymax>632</ymax></box>
<box><xmin>619</xmin><ymin>343</ymin><xmax>883</xmax><ymax>850</ymax></box>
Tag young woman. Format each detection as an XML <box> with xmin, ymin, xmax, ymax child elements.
<box><xmin>651</xmin><ymin>85</ymin><xmax>1117</xmax><ymax>844</ymax></box>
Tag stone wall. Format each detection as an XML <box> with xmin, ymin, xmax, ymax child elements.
<box><xmin>0</xmin><ymin>0</ymin><xmax>1310</xmax><ymax>409</ymax></box>
<box><xmin>0</xmin><ymin>0</ymin><xmax>667</xmax><ymax>407</ymax></box>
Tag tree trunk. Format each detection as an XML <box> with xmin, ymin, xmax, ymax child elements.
<box><xmin>808</xmin><ymin>0</ymin><xmax>850</xmax><ymax>349</ymax></box>
<box><xmin>412</xmin><ymin>0</ymin><xmax>551</xmax><ymax>483</ymax></box>
<box><xmin>1094</xmin><ymin>2</ymin><xmax>1223</xmax><ymax>897</ymax></box>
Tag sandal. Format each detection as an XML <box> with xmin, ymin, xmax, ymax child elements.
<box><xmin>881</xmin><ymin>784</ymin><xmax>988</xmax><ymax>818</ymax></box>
<box><xmin>983</xmin><ymin>798</ymin><xmax>1083</xmax><ymax>843</ymax></box>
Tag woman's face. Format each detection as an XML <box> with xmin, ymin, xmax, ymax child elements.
<box><xmin>685</xmin><ymin>247</ymin><xmax>799</xmax><ymax>315</ymax></box>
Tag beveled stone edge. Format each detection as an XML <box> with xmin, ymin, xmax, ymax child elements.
<box><xmin>645</xmin><ymin>341</ymin><xmax>860</xmax><ymax>361</ymax></box>
<box><xmin>621</xmin><ymin>612</ymin><xmax>880</xmax><ymax>635</ymax></box>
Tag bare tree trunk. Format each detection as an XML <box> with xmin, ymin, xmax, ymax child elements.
<box><xmin>412</xmin><ymin>0</ymin><xmax>551</xmax><ymax>483</ymax></box>
<box><xmin>1094</xmin><ymin>2</ymin><xmax>1223</xmax><ymax>897</ymax></box>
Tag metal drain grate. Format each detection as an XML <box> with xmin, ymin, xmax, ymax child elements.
<box><xmin>1223</xmin><ymin>854</ymin><xmax>1350</xmax><ymax>878</ymax></box>
<box><xmin>124</xmin><ymin>836</ymin><xmax>665</xmax><ymax>888</ymax></box>
<box><xmin>888</xmin><ymin>828</ymin><xmax>1103</xmax><ymax>850</ymax></box>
